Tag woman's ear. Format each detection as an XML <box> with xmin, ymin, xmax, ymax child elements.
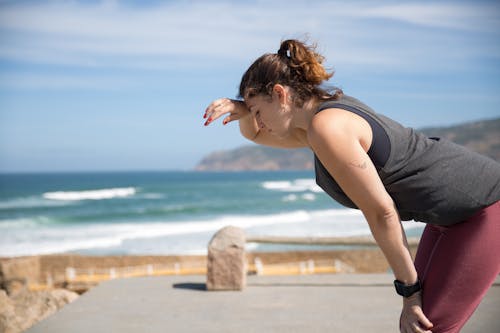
<box><xmin>272</xmin><ymin>84</ymin><xmax>287</xmax><ymax>104</ymax></box>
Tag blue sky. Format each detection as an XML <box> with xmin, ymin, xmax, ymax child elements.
<box><xmin>0</xmin><ymin>0</ymin><xmax>499</xmax><ymax>172</ymax></box>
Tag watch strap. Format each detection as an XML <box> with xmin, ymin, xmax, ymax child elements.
<box><xmin>394</xmin><ymin>279</ymin><xmax>421</xmax><ymax>298</ymax></box>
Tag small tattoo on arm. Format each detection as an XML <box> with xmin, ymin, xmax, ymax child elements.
<box><xmin>349</xmin><ymin>161</ymin><xmax>367</xmax><ymax>169</ymax></box>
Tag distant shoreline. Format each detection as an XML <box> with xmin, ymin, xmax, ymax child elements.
<box><xmin>0</xmin><ymin>169</ymin><xmax>313</xmax><ymax>175</ymax></box>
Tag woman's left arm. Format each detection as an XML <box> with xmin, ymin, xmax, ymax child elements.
<box><xmin>308</xmin><ymin>108</ymin><xmax>433</xmax><ymax>332</ymax></box>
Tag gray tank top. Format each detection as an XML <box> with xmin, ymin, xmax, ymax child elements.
<box><xmin>314</xmin><ymin>95</ymin><xmax>500</xmax><ymax>225</ymax></box>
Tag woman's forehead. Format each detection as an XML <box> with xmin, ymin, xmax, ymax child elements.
<box><xmin>245</xmin><ymin>94</ymin><xmax>270</xmax><ymax>105</ymax></box>
<box><xmin>244</xmin><ymin>95</ymin><xmax>260</xmax><ymax>108</ymax></box>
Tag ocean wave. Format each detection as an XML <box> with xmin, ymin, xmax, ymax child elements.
<box><xmin>0</xmin><ymin>216</ymin><xmax>53</xmax><ymax>229</ymax></box>
<box><xmin>0</xmin><ymin>197</ymin><xmax>76</xmax><ymax>210</ymax></box>
<box><xmin>0</xmin><ymin>208</ymin><xmax>423</xmax><ymax>256</ymax></box>
<box><xmin>309</xmin><ymin>209</ymin><xmax>363</xmax><ymax>218</ymax></box>
<box><xmin>139</xmin><ymin>193</ymin><xmax>165</xmax><ymax>200</ymax></box>
<box><xmin>282</xmin><ymin>193</ymin><xmax>316</xmax><ymax>202</ymax></box>
<box><xmin>0</xmin><ymin>209</ymin><xmax>349</xmax><ymax>256</ymax></box>
<box><xmin>0</xmin><ymin>237</ymin><xmax>124</xmax><ymax>257</ymax></box>
<box><xmin>262</xmin><ymin>178</ymin><xmax>322</xmax><ymax>193</ymax></box>
<box><xmin>43</xmin><ymin>187</ymin><xmax>136</xmax><ymax>201</ymax></box>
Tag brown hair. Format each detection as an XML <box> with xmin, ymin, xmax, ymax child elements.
<box><xmin>238</xmin><ymin>39</ymin><xmax>342</xmax><ymax>106</ymax></box>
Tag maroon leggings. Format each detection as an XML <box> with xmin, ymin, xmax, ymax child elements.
<box><xmin>414</xmin><ymin>201</ymin><xmax>500</xmax><ymax>332</ymax></box>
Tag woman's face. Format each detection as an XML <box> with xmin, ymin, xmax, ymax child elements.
<box><xmin>245</xmin><ymin>90</ymin><xmax>292</xmax><ymax>138</ymax></box>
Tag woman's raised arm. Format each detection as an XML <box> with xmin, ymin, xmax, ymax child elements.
<box><xmin>204</xmin><ymin>98</ymin><xmax>307</xmax><ymax>149</ymax></box>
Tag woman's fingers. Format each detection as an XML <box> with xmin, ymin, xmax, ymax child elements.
<box><xmin>412</xmin><ymin>322</ymin><xmax>433</xmax><ymax>333</ymax></box>
<box><xmin>222</xmin><ymin>113</ymin><xmax>240</xmax><ymax>125</ymax></box>
<box><xmin>204</xmin><ymin>98</ymin><xmax>249</xmax><ymax>126</ymax></box>
<box><xmin>405</xmin><ymin>319</ymin><xmax>433</xmax><ymax>333</ymax></box>
<box><xmin>402</xmin><ymin>322</ymin><xmax>432</xmax><ymax>333</ymax></box>
<box><xmin>204</xmin><ymin>98</ymin><xmax>232</xmax><ymax>126</ymax></box>
<box><xmin>416</xmin><ymin>308</ymin><xmax>433</xmax><ymax>330</ymax></box>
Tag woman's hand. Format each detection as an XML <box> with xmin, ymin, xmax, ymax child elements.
<box><xmin>400</xmin><ymin>291</ymin><xmax>434</xmax><ymax>333</ymax></box>
<box><xmin>203</xmin><ymin>98</ymin><xmax>250</xmax><ymax>126</ymax></box>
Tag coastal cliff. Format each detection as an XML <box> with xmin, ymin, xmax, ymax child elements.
<box><xmin>195</xmin><ymin>145</ymin><xmax>314</xmax><ymax>171</ymax></box>
<box><xmin>195</xmin><ymin>118</ymin><xmax>500</xmax><ymax>171</ymax></box>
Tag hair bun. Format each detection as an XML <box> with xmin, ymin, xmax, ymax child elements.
<box><xmin>277</xmin><ymin>39</ymin><xmax>332</xmax><ymax>86</ymax></box>
<box><xmin>239</xmin><ymin>38</ymin><xmax>341</xmax><ymax>104</ymax></box>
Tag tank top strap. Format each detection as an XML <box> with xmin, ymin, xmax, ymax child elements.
<box><xmin>316</xmin><ymin>99</ymin><xmax>391</xmax><ymax>168</ymax></box>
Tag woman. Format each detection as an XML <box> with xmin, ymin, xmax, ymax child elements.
<box><xmin>203</xmin><ymin>39</ymin><xmax>500</xmax><ymax>333</ymax></box>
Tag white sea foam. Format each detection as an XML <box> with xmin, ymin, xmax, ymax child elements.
<box><xmin>262</xmin><ymin>178</ymin><xmax>322</xmax><ymax>193</ymax></box>
<box><xmin>0</xmin><ymin>197</ymin><xmax>75</xmax><ymax>209</ymax></box>
<box><xmin>301</xmin><ymin>193</ymin><xmax>316</xmax><ymax>201</ymax></box>
<box><xmin>282</xmin><ymin>194</ymin><xmax>298</xmax><ymax>202</ymax></box>
<box><xmin>309</xmin><ymin>209</ymin><xmax>363</xmax><ymax>218</ymax></box>
<box><xmin>0</xmin><ymin>209</ymin><xmax>338</xmax><ymax>256</ymax></box>
<box><xmin>262</xmin><ymin>181</ymin><xmax>292</xmax><ymax>190</ymax></box>
<box><xmin>43</xmin><ymin>187</ymin><xmax>136</xmax><ymax>201</ymax></box>
<box><xmin>0</xmin><ymin>208</ymin><xmax>424</xmax><ymax>257</ymax></box>
<box><xmin>282</xmin><ymin>193</ymin><xmax>316</xmax><ymax>202</ymax></box>
<box><xmin>1</xmin><ymin>237</ymin><xmax>124</xmax><ymax>257</ymax></box>
<box><xmin>0</xmin><ymin>217</ymin><xmax>51</xmax><ymax>229</ymax></box>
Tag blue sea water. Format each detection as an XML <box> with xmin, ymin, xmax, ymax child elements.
<box><xmin>0</xmin><ymin>171</ymin><xmax>424</xmax><ymax>257</ymax></box>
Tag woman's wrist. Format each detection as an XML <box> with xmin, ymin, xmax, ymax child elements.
<box><xmin>239</xmin><ymin>113</ymin><xmax>259</xmax><ymax>141</ymax></box>
<box><xmin>403</xmin><ymin>290</ymin><xmax>422</xmax><ymax>305</ymax></box>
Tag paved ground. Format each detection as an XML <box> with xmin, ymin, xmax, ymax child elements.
<box><xmin>27</xmin><ymin>274</ymin><xmax>500</xmax><ymax>333</ymax></box>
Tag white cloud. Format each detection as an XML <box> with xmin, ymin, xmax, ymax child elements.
<box><xmin>0</xmin><ymin>1</ymin><xmax>498</xmax><ymax>77</ymax></box>
<box><xmin>359</xmin><ymin>3</ymin><xmax>500</xmax><ymax>31</ymax></box>
<box><xmin>0</xmin><ymin>72</ymin><xmax>138</xmax><ymax>90</ymax></box>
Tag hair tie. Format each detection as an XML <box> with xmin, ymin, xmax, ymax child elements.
<box><xmin>277</xmin><ymin>45</ymin><xmax>291</xmax><ymax>59</ymax></box>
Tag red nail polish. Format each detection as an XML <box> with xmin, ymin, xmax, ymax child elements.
<box><xmin>203</xmin><ymin>113</ymin><xmax>207</xmax><ymax>119</ymax></box>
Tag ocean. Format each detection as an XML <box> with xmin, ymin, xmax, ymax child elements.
<box><xmin>0</xmin><ymin>171</ymin><xmax>424</xmax><ymax>257</ymax></box>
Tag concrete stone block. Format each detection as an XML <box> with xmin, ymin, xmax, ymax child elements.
<box><xmin>206</xmin><ymin>226</ymin><xmax>246</xmax><ymax>291</ymax></box>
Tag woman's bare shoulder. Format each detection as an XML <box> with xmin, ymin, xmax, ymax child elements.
<box><xmin>308</xmin><ymin>107</ymin><xmax>372</xmax><ymax>150</ymax></box>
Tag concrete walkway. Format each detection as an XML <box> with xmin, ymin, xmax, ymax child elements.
<box><xmin>27</xmin><ymin>274</ymin><xmax>500</xmax><ymax>333</ymax></box>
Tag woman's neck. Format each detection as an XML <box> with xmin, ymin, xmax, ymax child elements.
<box><xmin>289</xmin><ymin>98</ymin><xmax>320</xmax><ymax>146</ymax></box>
<box><xmin>292</xmin><ymin>99</ymin><xmax>319</xmax><ymax>129</ymax></box>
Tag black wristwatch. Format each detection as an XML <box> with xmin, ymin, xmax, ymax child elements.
<box><xmin>394</xmin><ymin>279</ymin><xmax>421</xmax><ymax>298</ymax></box>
